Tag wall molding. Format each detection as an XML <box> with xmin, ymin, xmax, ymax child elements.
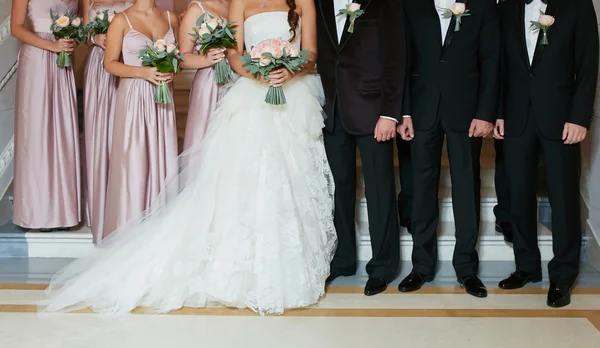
<box><xmin>0</xmin><ymin>135</ymin><xmax>14</xmax><ymax>182</ymax></box>
<box><xmin>0</xmin><ymin>16</ymin><xmax>10</xmax><ymax>46</ymax></box>
<box><xmin>0</xmin><ymin>61</ymin><xmax>17</xmax><ymax>93</ymax></box>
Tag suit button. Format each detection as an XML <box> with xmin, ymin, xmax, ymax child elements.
<box><xmin>440</xmin><ymin>59</ymin><xmax>446</xmax><ymax>63</ymax></box>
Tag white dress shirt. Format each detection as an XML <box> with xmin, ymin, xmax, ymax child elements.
<box><xmin>525</xmin><ymin>0</ymin><xmax>547</xmax><ymax>63</ymax></box>
<box><xmin>436</xmin><ymin>0</ymin><xmax>456</xmax><ymax>44</ymax></box>
<box><xmin>333</xmin><ymin>0</ymin><xmax>397</xmax><ymax>122</ymax></box>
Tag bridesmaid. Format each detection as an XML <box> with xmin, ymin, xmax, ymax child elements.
<box><xmin>102</xmin><ymin>0</ymin><xmax>179</xmax><ymax>237</ymax></box>
<box><xmin>82</xmin><ymin>0</ymin><xmax>133</xmax><ymax>243</ymax></box>
<box><xmin>179</xmin><ymin>0</ymin><xmax>228</xmax><ymax>151</ymax></box>
<box><xmin>10</xmin><ymin>0</ymin><xmax>81</xmax><ymax>230</ymax></box>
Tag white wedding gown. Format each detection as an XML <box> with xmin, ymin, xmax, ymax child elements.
<box><xmin>42</xmin><ymin>12</ymin><xmax>337</xmax><ymax>316</ymax></box>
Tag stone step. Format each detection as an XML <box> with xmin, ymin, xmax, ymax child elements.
<box><xmin>0</xmin><ymin>218</ymin><xmax>573</xmax><ymax>262</ymax></box>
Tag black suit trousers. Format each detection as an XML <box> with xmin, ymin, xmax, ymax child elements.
<box><xmin>411</xmin><ymin>113</ymin><xmax>482</xmax><ymax>278</ymax></box>
<box><xmin>503</xmin><ymin>107</ymin><xmax>581</xmax><ymax>285</ymax></box>
<box><xmin>324</xmin><ymin>105</ymin><xmax>399</xmax><ymax>281</ymax></box>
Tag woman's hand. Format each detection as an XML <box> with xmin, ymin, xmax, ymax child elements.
<box><xmin>267</xmin><ymin>68</ymin><xmax>293</xmax><ymax>87</ymax></box>
<box><xmin>203</xmin><ymin>48</ymin><xmax>226</xmax><ymax>66</ymax></box>
<box><xmin>50</xmin><ymin>38</ymin><xmax>76</xmax><ymax>53</ymax></box>
<box><xmin>140</xmin><ymin>67</ymin><xmax>174</xmax><ymax>85</ymax></box>
<box><xmin>93</xmin><ymin>34</ymin><xmax>107</xmax><ymax>49</ymax></box>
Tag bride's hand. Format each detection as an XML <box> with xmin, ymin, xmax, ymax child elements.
<box><xmin>268</xmin><ymin>68</ymin><xmax>293</xmax><ymax>87</ymax></box>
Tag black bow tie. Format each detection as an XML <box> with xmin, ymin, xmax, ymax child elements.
<box><xmin>525</xmin><ymin>0</ymin><xmax>547</xmax><ymax>4</ymax></box>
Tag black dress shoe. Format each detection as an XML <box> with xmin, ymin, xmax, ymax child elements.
<box><xmin>364</xmin><ymin>278</ymin><xmax>388</xmax><ymax>296</ymax></box>
<box><xmin>400</xmin><ymin>218</ymin><xmax>412</xmax><ymax>234</ymax></box>
<box><xmin>498</xmin><ymin>270</ymin><xmax>543</xmax><ymax>290</ymax></box>
<box><xmin>458</xmin><ymin>275</ymin><xmax>488</xmax><ymax>298</ymax></box>
<box><xmin>326</xmin><ymin>270</ymin><xmax>356</xmax><ymax>284</ymax></box>
<box><xmin>398</xmin><ymin>271</ymin><xmax>434</xmax><ymax>292</ymax></box>
<box><xmin>495</xmin><ymin>221</ymin><xmax>514</xmax><ymax>243</ymax></box>
<box><xmin>547</xmin><ymin>284</ymin><xmax>572</xmax><ymax>308</ymax></box>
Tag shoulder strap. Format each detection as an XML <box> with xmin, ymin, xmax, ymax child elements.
<box><xmin>122</xmin><ymin>12</ymin><xmax>133</xmax><ymax>29</ymax></box>
<box><xmin>190</xmin><ymin>1</ymin><xmax>207</xmax><ymax>13</ymax></box>
<box><xmin>167</xmin><ymin>11</ymin><xmax>172</xmax><ymax>29</ymax></box>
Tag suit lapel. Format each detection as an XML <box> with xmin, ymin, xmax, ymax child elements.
<box><xmin>319</xmin><ymin>0</ymin><xmax>339</xmax><ymax>50</ymax></box>
<box><xmin>338</xmin><ymin>0</ymin><xmax>372</xmax><ymax>52</ymax></box>
<box><xmin>531</xmin><ymin>0</ymin><xmax>560</xmax><ymax>70</ymax></box>
<box><xmin>441</xmin><ymin>0</ymin><xmax>468</xmax><ymax>54</ymax></box>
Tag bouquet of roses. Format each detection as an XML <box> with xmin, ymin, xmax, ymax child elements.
<box><xmin>138</xmin><ymin>39</ymin><xmax>185</xmax><ymax>104</ymax></box>
<box><xmin>88</xmin><ymin>9</ymin><xmax>116</xmax><ymax>35</ymax></box>
<box><xmin>190</xmin><ymin>13</ymin><xmax>237</xmax><ymax>84</ymax></box>
<box><xmin>240</xmin><ymin>38</ymin><xmax>310</xmax><ymax>105</ymax></box>
<box><xmin>50</xmin><ymin>11</ymin><xmax>88</xmax><ymax>67</ymax></box>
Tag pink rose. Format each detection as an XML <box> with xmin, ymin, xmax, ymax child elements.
<box><xmin>347</xmin><ymin>2</ymin><xmax>361</xmax><ymax>12</ymax></box>
<box><xmin>538</xmin><ymin>14</ymin><xmax>555</xmax><ymax>26</ymax></box>
<box><xmin>71</xmin><ymin>17</ymin><xmax>81</xmax><ymax>27</ymax></box>
<box><xmin>451</xmin><ymin>2</ymin><xmax>466</xmax><ymax>15</ymax></box>
<box><xmin>198</xmin><ymin>25</ymin><xmax>210</xmax><ymax>36</ymax></box>
<box><xmin>55</xmin><ymin>16</ymin><xmax>70</xmax><ymax>28</ymax></box>
<box><xmin>154</xmin><ymin>39</ymin><xmax>167</xmax><ymax>52</ymax></box>
<box><xmin>166</xmin><ymin>43</ymin><xmax>177</xmax><ymax>54</ymax></box>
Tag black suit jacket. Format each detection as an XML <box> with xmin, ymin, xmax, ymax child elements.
<box><xmin>403</xmin><ymin>0</ymin><xmax>500</xmax><ymax>132</ymax></box>
<box><xmin>316</xmin><ymin>0</ymin><xmax>407</xmax><ymax>135</ymax></box>
<box><xmin>498</xmin><ymin>0</ymin><xmax>599</xmax><ymax>139</ymax></box>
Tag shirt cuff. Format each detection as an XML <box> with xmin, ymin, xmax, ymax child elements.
<box><xmin>380</xmin><ymin>116</ymin><xmax>398</xmax><ymax>123</ymax></box>
<box><xmin>402</xmin><ymin>115</ymin><xmax>411</xmax><ymax>118</ymax></box>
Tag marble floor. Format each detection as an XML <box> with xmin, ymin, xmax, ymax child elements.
<box><xmin>0</xmin><ymin>259</ymin><xmax>599</xmax><ymax>347</ymax></box>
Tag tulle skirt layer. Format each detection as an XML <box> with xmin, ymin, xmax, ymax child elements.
<box><xmin>43</xmin><ymin>75</ymin><xmax>336</xmax><ymax>316</ymax></box>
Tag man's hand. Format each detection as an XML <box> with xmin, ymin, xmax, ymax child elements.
<box><xmin>493</xmin><ymin>119</ymin><xmax>504</xmax><ymax>140</ymax></box>
<box><xmin>397</xmin><ymin>117</ymin><xmax>414</xmax><ymax>141</ymax></box>
<box><xmin>469</xmin><ymin>119</ymin><xmax>494</xmax><ymax>137</ymax></box>
<box><xmin>374</xmin><ymin>118</ymin><xmax>397</xmax><ymax>142</ymax></box>
<box><xmin>562</xmin><ymin>123</ymin><xmax>587</xmax><ymax>144</ymax></box>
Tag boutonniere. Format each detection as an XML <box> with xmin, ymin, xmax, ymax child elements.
<box><xmin>530</xmin><ymin>11</ymin><xmax>555</xmax><ymax>46</ymax></box>
<box><xmin>337</xmin><ymin>2</ymin><xmax>364</xmax><ymax>34</ymax></box>
<box><xmin>440</xmin><ymin>2</ymin><xmax>470</xmax><ymax>32</ymax></box>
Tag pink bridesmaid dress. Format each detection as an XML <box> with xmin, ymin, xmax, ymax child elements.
<box><xmin>182</xmin><ymin>1</ymin><xmax>219</xmax><ymax>151</ymax></box>
<box><xmin>83</xmin><ymin>1</ymin><xmax>132</xmax><ymax>244</ymax></box>
<box><xmin>13</xmin><ymin>0</ymin><xmax>81</xmax><ymax>229</ymax></box>
<box><xmin>103</xmin><ymin>12</ymin><xmax>179</xmax><ymax>237</ymax></box>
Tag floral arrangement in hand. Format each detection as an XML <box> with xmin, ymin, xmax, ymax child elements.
<box><xmin>240</xmin><ymin>38</ymin><xmax>310</xmax><ymax>105</ymax></box>
<box><xmin>530</xmin><ymin>11</ymin><xmax>555</xmax><ymax>46</ymax></box>
<box><xmin>190</xmin><ymin>13</ymin><xmax>237</xmax><ymax>84</ymax></box>
<box><xmin>138</xmin><ymin>39</ymin><xmax>185</xmax><ymax>104</ymax></box>
<box><xmin>440</xmin><ymin>2</ymin><xmax>470</xmax><ymax>32</ymax></box>
<box><xmin>50</xmin><ymin>11</ymin><xmax>88</xmax><ymax>67</ymax></box>
<box><xmin>88</xmin><ymin>10</ymin><xmax>116</xmax><ymax>36</ymax></box>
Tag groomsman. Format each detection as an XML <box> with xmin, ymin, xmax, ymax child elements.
<box><xmin>496</xmin><ymin>0</ymin><xmax>598</xmax><ymax>308</ymax></box>
<box><xmin>316</xmin><ymin>0</ymin><xmax>407</xmax><ymax>296</ymax></box>
<box><xmin>398</xmin><ymin>0</ymin><xmax>499</xmax><ymax>298</ymax></box>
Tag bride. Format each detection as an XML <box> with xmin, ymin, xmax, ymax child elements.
<box><xmin>42</xmin><ymin>0</ymin><xmax>336</xmax><ymax>316</ymax></box>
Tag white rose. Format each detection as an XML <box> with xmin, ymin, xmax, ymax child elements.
<box><xmin>206</xmin><ymin>17</ymin><xmax>219</xmax><ymax>30</ymax></box>
<box><xmin>451</xmin><ymin>2</ymin><xmax>466</xmax><ymax>15</ymax></box>
<box><xmin>96</xmin><ymin>12</ymin><xmax>105</xmax><ymax>20</ymax></box>
<box><xmin>198</xmin><ymin>26</ymin><xmax>211</xmax><ymax>36</ymax></box>
<box><xmin>347</xmin><ymin>2</ymin><xmax>361</xmax><ymax>12</ymax></box>
<box><xmin>71</xmin><ymin>17</ymin><xmax>81</xmax><ymax>27</ymax></box>
<box><xmin>538</xmin><ymin>14</ymin><xmax>555</xmax><ymax>26</ymax></box>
